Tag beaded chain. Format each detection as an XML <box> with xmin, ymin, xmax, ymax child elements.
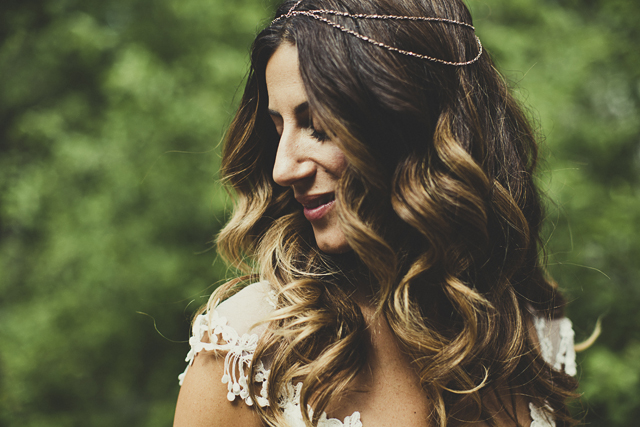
<box><xmin>271</xmin><ymin>0</ymin><xmax>483</xmax><ymax>66</ymax></box>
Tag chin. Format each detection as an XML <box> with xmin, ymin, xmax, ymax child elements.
<box><xmin>315</xmin><ymin>236</ymin><xmax>351</xmax><ymax>254</ymax></box>
<box><xmin>312</xmin><ymin>223</ymin><xmax>350</xmax><ymax>254</ymax></box>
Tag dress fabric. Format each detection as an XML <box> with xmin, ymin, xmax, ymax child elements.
<box><xmin>179</xmin><ymin>281</ymin><xmax>577</xmax><ymax>427</ymax></box>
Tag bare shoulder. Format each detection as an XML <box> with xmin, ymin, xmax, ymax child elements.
<box><xmin>173</xmin><ymin>281</ymin><xmax>274</xmax><ymax>427</ymax></box>
<box><xmin>173</xmin><ymin>348</ymin><xmax>263</xmax><ymax>427</ymax></box>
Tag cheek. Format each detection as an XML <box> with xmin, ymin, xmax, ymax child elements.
<box><xmin>325</xmin><ymin>147</ymin><xmax>348</xmax><ymax>177</ymax></box>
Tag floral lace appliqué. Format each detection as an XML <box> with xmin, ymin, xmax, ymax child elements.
<box><xmin>280</xmin><ymin>382</ymin><xmax>363</xmax><ymax>427</ymax></box>
<box><xmin>178</xmin><ymin>310</ymin><xmax>269</xmax><ymax>407</ymax></box>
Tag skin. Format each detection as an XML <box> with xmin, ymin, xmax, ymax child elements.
<box><xmin>266</xmin><ymin>42</ymin><xmax>350</xmax><ymax>254</ymax></box>
<box><xmin>173</xmin><ymin>346</ymin><xmax>262</xmax><ymax>427</ymax></box>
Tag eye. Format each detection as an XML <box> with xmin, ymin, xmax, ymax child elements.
<box><xmin>269</xmin><ymin>115</ymin><xmax>283</xmax><ymax>136</ymax></box>
<box><xmin>309</xmin><ymin>117</ymin><xmax>330</xmax><ymax>142</ymax></box>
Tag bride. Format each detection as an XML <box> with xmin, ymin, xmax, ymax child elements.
<box><xmin>174</xmin><ymin>0</ymin><xmax>578</xmax><ymax>426</ymax></box>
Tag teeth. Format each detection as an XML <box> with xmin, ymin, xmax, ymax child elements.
<box><xmin>305</xmin><ymin>194</ymin><xmax>334</xmax><ymax>209</ymax></box>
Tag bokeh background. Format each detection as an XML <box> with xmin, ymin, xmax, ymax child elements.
<box><xmin>1</xmin><ymin>0</ymin><xmax>638</xmax><ymax>425</ymax></box>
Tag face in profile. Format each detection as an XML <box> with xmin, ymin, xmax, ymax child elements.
<box><xmin>266</xmin><ymin>43</ymin><xmax>350</xmax><ymax>254</ymax></box>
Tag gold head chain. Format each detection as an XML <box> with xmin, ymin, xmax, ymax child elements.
<box><xmin>270</xmin><ymin>0</ymin><xmax>483</xmax><ymax>66</ymax></box>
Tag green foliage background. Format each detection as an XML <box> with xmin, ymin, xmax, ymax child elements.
<box><xmin>0</xmin><ymin>0</ymin><xmax>638</xmax><ymax>425</ymax></box>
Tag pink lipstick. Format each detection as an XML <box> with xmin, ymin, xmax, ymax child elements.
<box><xmin>299</xmin><ymin>194</ymin><xmax>335</xmax><ymax>221</ymax></box>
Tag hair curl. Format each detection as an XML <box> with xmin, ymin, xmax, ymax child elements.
<box><xmin>208</xmin><ymin>0</ymin><xmax>578</xmax><ymax>426</ymax></box>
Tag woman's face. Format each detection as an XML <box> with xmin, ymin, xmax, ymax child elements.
<box><xmin>266</xmin><ymin>43</ymin><xmax>350</xmax><ymax>254</ymax></box>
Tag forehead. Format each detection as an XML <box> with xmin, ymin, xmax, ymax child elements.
<box><xmin>265</xmin><ymin>43</ymin><xmax>308</xmax><ymax>112</ymax></box>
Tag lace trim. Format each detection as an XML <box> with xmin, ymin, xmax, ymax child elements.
<box><xmin>178</xmin><ymin>310</ymin><xmax>270</xmax><ymax>407</ymax></box>
<box><xmin>280</xmin><ymin>382</ymin><xmax>363</xmax><ymax>427</ymax></box>
<box><xmin>533</xmin><ymin>316</ymin><xmax>577</xmax><ymax>376</ymax></box>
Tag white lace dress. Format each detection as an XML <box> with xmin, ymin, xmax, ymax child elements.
<box><xmin>179</xmin><ymin>281</ymin><xmax>576</xmax><ymax>427</ymax></box>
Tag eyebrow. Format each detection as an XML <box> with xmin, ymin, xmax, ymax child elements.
<box><xmin>268</xmin><ymin>101</ymin><xmax>309</xmax><ymax>118</ymax></box>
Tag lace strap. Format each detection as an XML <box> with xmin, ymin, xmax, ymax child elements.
<box><xmin>529</xmin><ymin>402</ymin><xmax>556</xmax><ymax>427</ymax></box>
<box><xmin>178</xmin><ymin>310</ymin><xmax>270</xmax><ymax>407</ymax></box>
<box><xmin>528</xmin><ymin>315</ymin><xmax>578</xmax><ymax>427</ymax></box>
<box><xmin>533</xmin><ymin>316</ymin><xmax>577</xmax><ymax>376</ymax></box>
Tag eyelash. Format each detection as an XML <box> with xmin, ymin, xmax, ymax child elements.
<box><xmin>309</xmin><ymin>118</ymin><xmax>329</xmax><ymax>142</ymax></box>
<box><xmin>270</xmin><ymin>117</ymin><xmax>329</xmax><ymax>142</ymax></box>
<box><xmin>310</xmin><ymin>127</ymin><xmax>330</xmax><ymax>142</ymax></box>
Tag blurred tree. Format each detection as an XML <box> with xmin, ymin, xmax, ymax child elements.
<box><xmin>468</xmin><ymin>0</ymin><xmax>640</xmax><ymax>424</ymax></box>
<box><xmin>0</xmin><ymin>0</ymin><xmax>276</xmax><ymax>425</ymax></box>
<box><xmin>0</xmin><ymin>0</ymin><xmax>637</xmax><ymax>426</ymax></box>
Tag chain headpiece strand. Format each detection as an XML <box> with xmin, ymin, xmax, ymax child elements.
<box><xmin>270</xmin><ymin>0</ymin><xmax>482</xmax><ymax>66</ymax></box>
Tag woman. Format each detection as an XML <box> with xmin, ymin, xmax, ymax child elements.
<box><xmin>174</xmin><ymin>0</ymin><xmax>579</xmax><ymax>426</ymax></box>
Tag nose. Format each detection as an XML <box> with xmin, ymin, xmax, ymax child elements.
<box><xmin>272</xmin><ymin>127</ymin><xmax>315</xmax><ymax>187</ymax></box>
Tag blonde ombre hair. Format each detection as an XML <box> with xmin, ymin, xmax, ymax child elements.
<box><xmin>206</xmin><ymin>0</ymin><xmax>578</xmax><ymax>426</ymax></box>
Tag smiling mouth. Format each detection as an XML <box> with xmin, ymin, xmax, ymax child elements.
<box><xmin>301</xmin><ymin>194</ymin><xmax>335</xmax><ymax>221</ymax></box>
<box><xmin>303</xmin><ymin>194</ymin><xmax>335</xmax><ymax>209</ymax></box>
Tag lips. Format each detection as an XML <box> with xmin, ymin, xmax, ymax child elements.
<box><xmin>298</xmin><ymin>193</ymin><xmax>335</xmax><ymax>221</ymax></box>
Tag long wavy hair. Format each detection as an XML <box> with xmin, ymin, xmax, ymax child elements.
<box><xmin>209</xmin><ymin>0</ymin><xmax>578</xmax><ymax>425</ymax></box>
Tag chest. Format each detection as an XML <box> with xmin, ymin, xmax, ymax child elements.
<box><xmin>322</xmin><ymin>318</ymin><xmax>432</xmax><ymax>426</ymax></box>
